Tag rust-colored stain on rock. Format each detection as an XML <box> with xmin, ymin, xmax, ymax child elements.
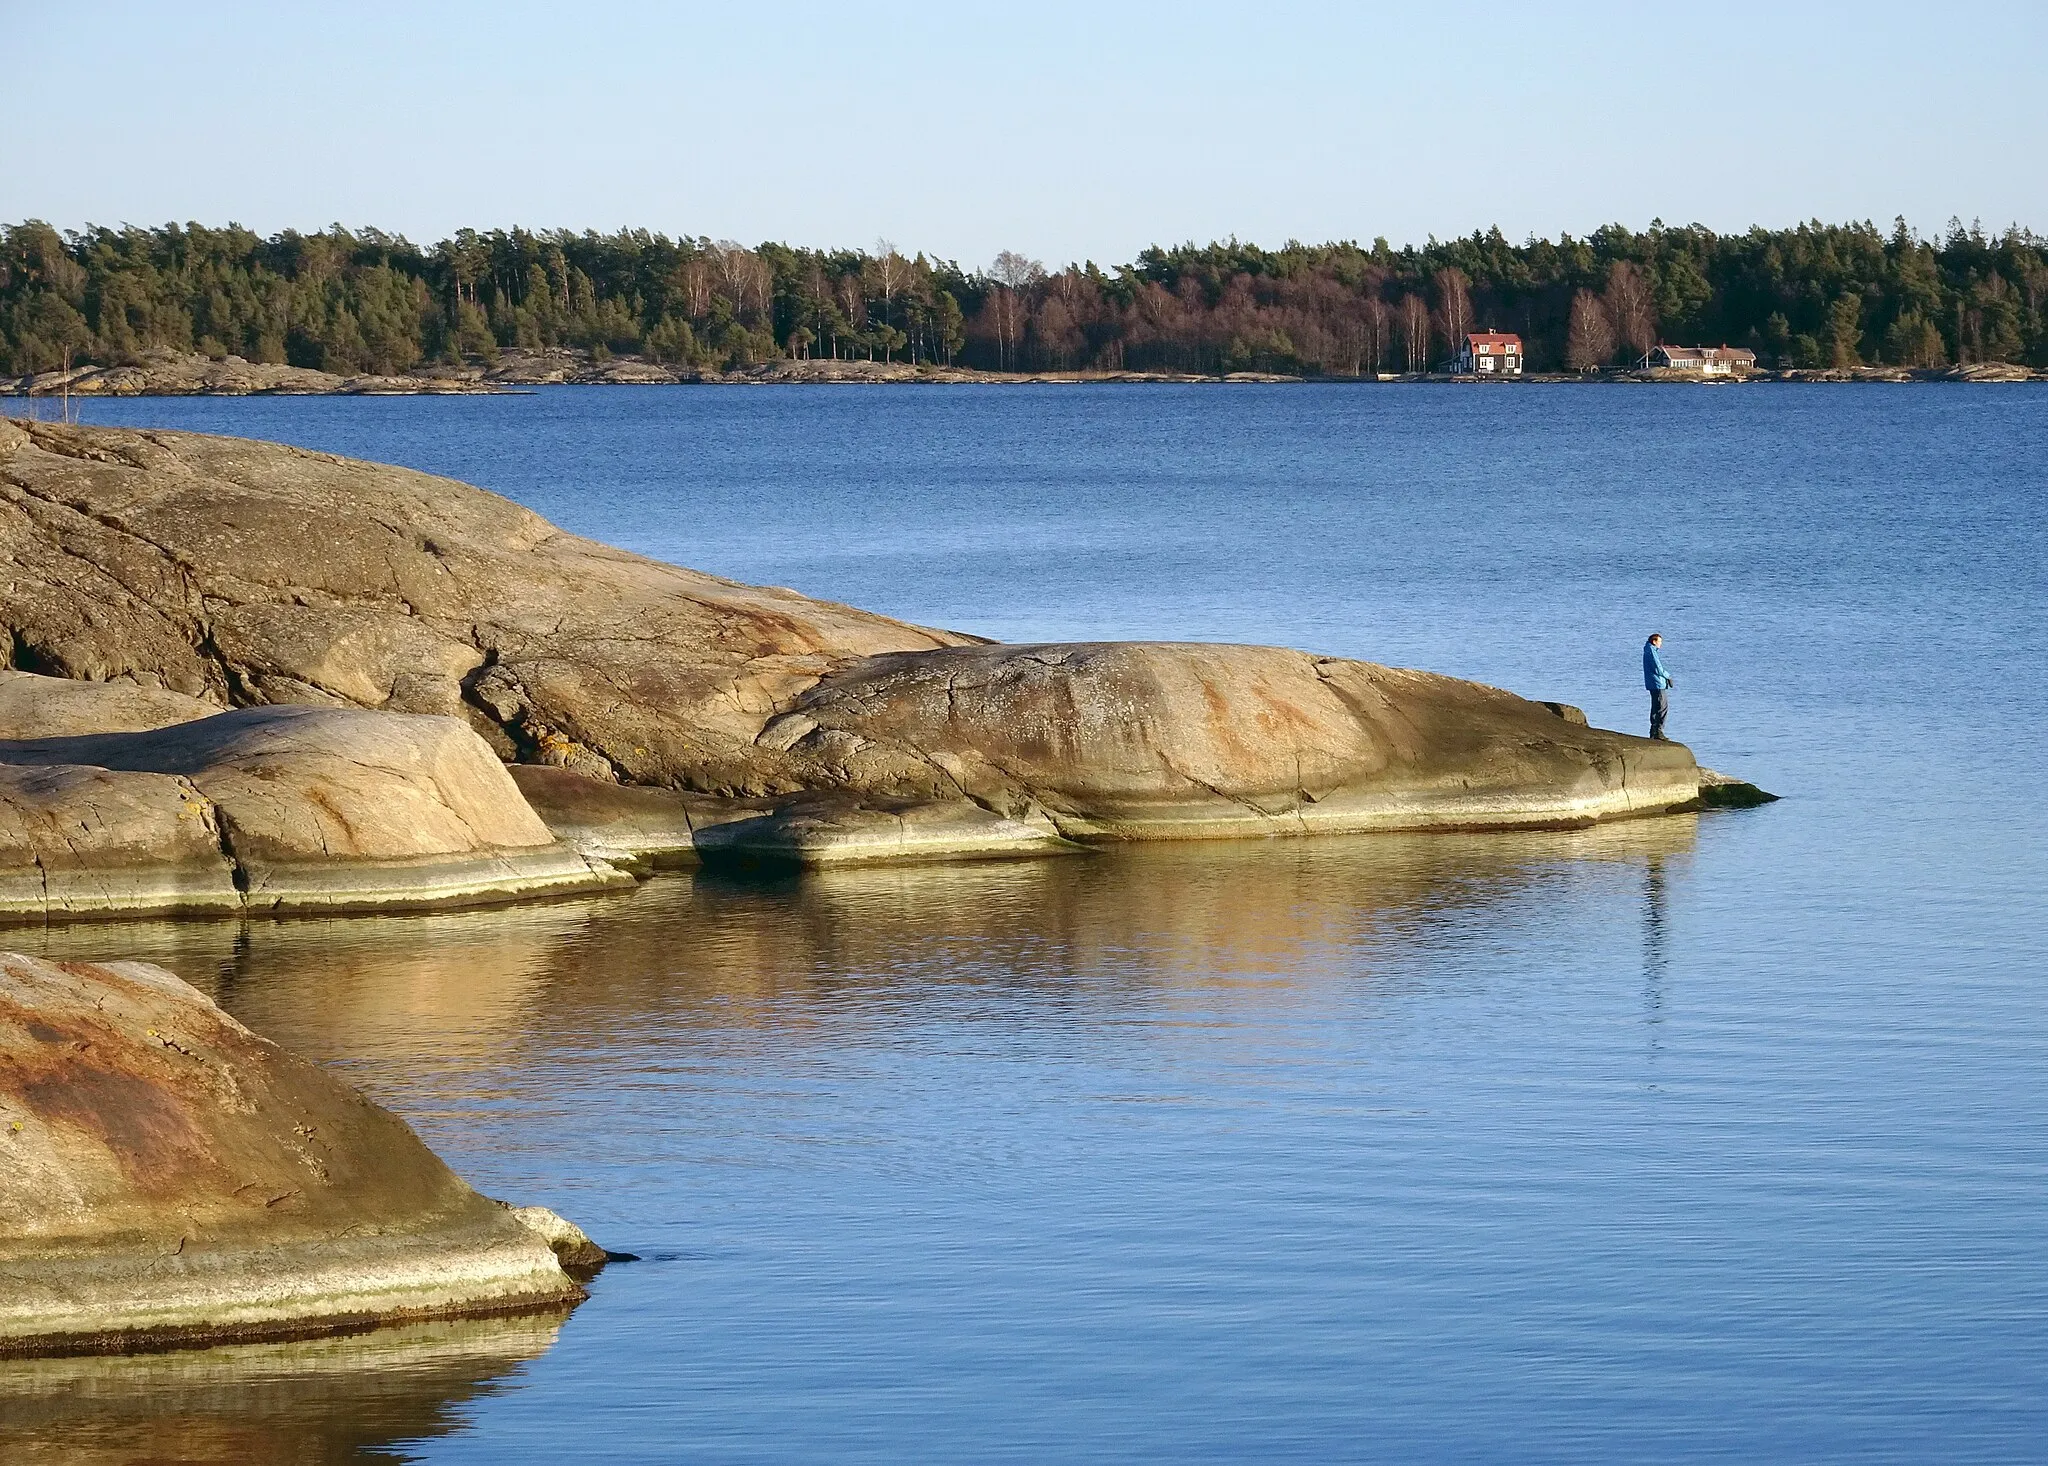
<box><xmin>1</xmin><ymin>953</ymin><xmax>588</xmax><ymax>1356</ymax></box>
<box><xmin>18</xmin><ymin>1063</ymin><xmax>216</xmax><ymax>1195</ymax></box>
<box><xmin>3</xmin><ymin>988</ymin><xmax>223</xmax><ymax>1196</ymax></box>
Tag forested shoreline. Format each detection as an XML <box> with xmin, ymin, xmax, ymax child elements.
<box><xmin>3</xmin><ymin>217</ymin><xmax>2045</xmax><ymax>380</ymax></box>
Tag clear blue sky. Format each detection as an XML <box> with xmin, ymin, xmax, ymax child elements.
<box><xmin>6</xmin><ymin>1</ymin><xmax>2043</xmax><ymax>267</ymax></box>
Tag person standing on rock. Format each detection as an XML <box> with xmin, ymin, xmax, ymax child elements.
<box><xmin>1643</xmin><ymin>633</ymin><xmax>1675</xmax><ymax>740</ymax></box>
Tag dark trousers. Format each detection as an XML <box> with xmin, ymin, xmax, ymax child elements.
<box><xmin>1649</xmin><ymin>687</ymin><xmax>1669</xmax><ymax>739</ymax></box>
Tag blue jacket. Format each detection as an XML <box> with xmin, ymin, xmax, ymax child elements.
<box><xmin>1643</xmin><ymin>640</ymin><xmax>1672</xmax><ymax>692</ymax></box>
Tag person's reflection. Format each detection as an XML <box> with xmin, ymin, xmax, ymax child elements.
<box><xmin>1642</xmin><ymin>852</ymin><xmax>1670</xmax><ymax>1045</ymax></box>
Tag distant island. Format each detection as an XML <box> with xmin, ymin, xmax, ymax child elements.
<box><xmin>3</xmin><ymin>217</ymin><xmax>2044</xmax><ymax>391</ymax></box>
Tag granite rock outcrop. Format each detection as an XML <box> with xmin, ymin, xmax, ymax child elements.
<box><xmin>0</xmin><ymin>696</ymin><xmax>624</xmax><ymax>918</ymax></box>
<box><xmin>2</xmin><ymin>419</ymin><xmax>1714</xmax><ymax>871</ymax></box>
<box><xmin>0</xmin><ymin>418</ymin><xmax>972</xmax><ymax>794</ymax></box>
<box><xmin>0</xmin><ymin>668</ymin><xmax>217</xmax><ymax>740</ymax></box>
<box><xmin>743</xmin><ymin>641</ymin><xmax>1701</xmax><ymax>843</ymax></box>
<box><xmin>0</xmin><ymin>953</ymin><xmax>591</xmax><ymax>1356</ymax></box>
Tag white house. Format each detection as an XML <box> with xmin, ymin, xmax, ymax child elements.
<box><xmin>1645</xmin><ymin>345</ymin><xmax>1758</xmax><ymax>376</ymax></box>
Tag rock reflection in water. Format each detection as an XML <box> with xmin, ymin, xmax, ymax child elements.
<box><xmin>6</xmin><ymin>820</ymin><xmax>1702</xmax><ymax>1462</ymax></box>
<box><xmin>20</xmin><ymin>815</ymin><xmax>1700</xmax><ymax>1092</ymax></box>
<box><xmin>0</xmin><ymin>1312</ymin><xmax>564</xmax><ymax>1466</ymax></box>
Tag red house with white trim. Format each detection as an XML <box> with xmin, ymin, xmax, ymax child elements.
<box><xmin>1456</xmin><ymin>331</ymin><xmax>1523</xmax><ymax>375</ymax></box>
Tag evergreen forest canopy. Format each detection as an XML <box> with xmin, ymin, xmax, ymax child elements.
<box><xmin>3</xmin><ymin>217</ymin><xmax>2045</xmax><ymax>379</ymax></box>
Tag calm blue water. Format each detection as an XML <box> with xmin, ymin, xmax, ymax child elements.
<box><xmin>15</xmin><ymin>385</ymin><xmax>2048</xmax><ymax>1462</ymax></box>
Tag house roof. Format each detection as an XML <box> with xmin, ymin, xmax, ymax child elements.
<box><xmin>1656</xmin><ymin>344</ymin><xmax>1757</xmax><ymax>362</ymax></box>
<box><xmin>1465</xmin><ymin>332</ymin><xmax>1521</xmax><ymax>348</ymax></box>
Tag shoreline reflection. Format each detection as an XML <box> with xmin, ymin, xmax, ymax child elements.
<box><xmin>19</xmin><ymin>818</ymin><xmax>1703</xmax><ymax>1071</ymax></box>
<box><xmin>0</xmin><ymin>1313</ymin><xmax>563</xmax><ymax>1466</ymax></box>
<box><xmin>3</xmin><ymin>821</ymin><xmax>1706</xmax><ymax>1463</ymax></box>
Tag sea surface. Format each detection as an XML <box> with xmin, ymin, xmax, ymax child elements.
<box><xmin>6</xmin><ymin>384</ymin><xmax>2047</xmax><ymax>1463</ymax></box>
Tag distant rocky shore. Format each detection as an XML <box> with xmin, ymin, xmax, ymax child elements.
<box><xmin>4</xmin><ymin>349</ymin><xmax>501</xmax><ymax>397</ymax></box>
<box><xmin>2</xmin><ymin>347</ymin><xmax>1302</xmax><ymax>396</ymax></box>
<box><xmin>7</xmin><ymin>347</ymin><xmax>2039</xmax><ymax>398</ymax></box>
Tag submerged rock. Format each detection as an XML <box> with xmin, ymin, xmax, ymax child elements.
<box><xmin>0</xmin><ymin>953</ymin><xmax>593</xmax><ymax>1357</ymax></box>
<box><xmin>0</xmin><ymin>703</ymin><xmax>626</xmax><ymax>918</ymax></box>
<box><xmin>1696</xmin><ymin>768</ymin><xmax>1780</xmax><ymax>808</ymax></box>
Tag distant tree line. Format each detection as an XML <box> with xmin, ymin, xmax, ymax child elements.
<box><xmin>3</xmin><ymin>216</ymin><xmax>2045</xmax><ymax>379</ymax></box>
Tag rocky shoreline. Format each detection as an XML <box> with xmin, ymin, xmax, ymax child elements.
<box><xmin>0</xmin><ymin>414</ymin><xmax>1773</xmax><ymax>1358</ymax></box>
<box><xmin>0</xmin><ymin>674</ymin><xmax>627</xmax><ymax>922</ymax></box>
<box><xmin>0</xmin><ymin>417</ymin><xmax>1738</xmax><ymax>894</ymax></box>
<box><xmin>1</xmin><ymin>347</ymin><xmax>1303</xmax><ymax>396</ymax></box>
<box><xmin>6</xmin><ymin>347</ymin><xmax>2039</xmax><ymax>398</ymax></box>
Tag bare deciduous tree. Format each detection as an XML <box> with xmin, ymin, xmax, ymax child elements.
<box><xmin>986</xmin><ymin>252</ymin><xmax>1044</xmax><ymax>370</ymax></box>
<box><xmin>836</xmin><ymin>274</ymin><xmax>867</xmax><ymax>357</ymax></box>
<box><xmin>991</xmin><ymin>250</ymin><xmax>1045</xmax><ymax>293</ymax></box>
<box><xmin>1397</xmin><ymin>294</ymin><xmax>1431</xmax><ymax>372</ymax></box>
<box><xmin>867</xmin><ymin>240</ymin><xmax>913</xmax><ymax>361</ymax></box>
<box><xmin>1565</xmin><ymin>289</ymin><xmax>1617</xmax><ymax>371</ymax></box>
<box><xmin>681</xmin><ymin>257</ymin><xmax>711</xmax><ymax>318</ymax></box>
<box><xmin>1433</xmin><ymin>267</ymin><xmax>1473</xmax><ymax>359</ymax></box>
<box><xmin>708</xmin><ymin>241</ymin><xmax>749</xmax><ymax>300</ymax></box>
<box><xmin>985</xmin><ymin>289</ymin><xmax>1020</xmax><ymax>370</ymax></box>
<box><xmin>1360</xmin><ymin>295</ymin><xmax>1390</xmax><ymax>375</ymax></box>
<box><xmin>705</xmin><ymin>241</ymin><xmax>771</xmax><ymax>324</ymax></box>
<box><xmin>1604</xmin><ymin>260</ymin><xmax>1656</xmax><ymax>360</ymax></box>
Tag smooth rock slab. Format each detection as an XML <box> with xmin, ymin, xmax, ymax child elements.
<box><xmin>507</xmin><ymin>764</ymin><xmax>765</xmax><ymax>868</ymax></box>
<box><xmin>0</xmin><ymin>419</ymin><xmax>971</xmax><ymax>791</ymax></box>
<box><xmin>516</xmin><ymin>646</ymin><xmax>1706</xmax><ymax>865</ymax></box>
<box><xmin>0</xmin><ymin>763</ymin><xmax>240</xmax><ymax>917</ymax></box>
<box><xmin>0</xmin><ymin>705</ymin><xmax>626</xmax><ymax>919</ymax></box>
<box><xmin>0</xmin><ymin>953</ymin><xmax>587</xmax><ymax>1356</ymax></box>
<box><xmin>0</xmin><ymin>670</ymin><xmax>219</xmax><ymax>740</ymax></box>
<box><xmin>510</xmin><ymin>768</ymin><xmax>1081</xmax><ymax>870</ymax></box>
<box><xmin>763</xmin><ymin>642</ymin><xmax>1704</xmax><ymax>840</ymax></box>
